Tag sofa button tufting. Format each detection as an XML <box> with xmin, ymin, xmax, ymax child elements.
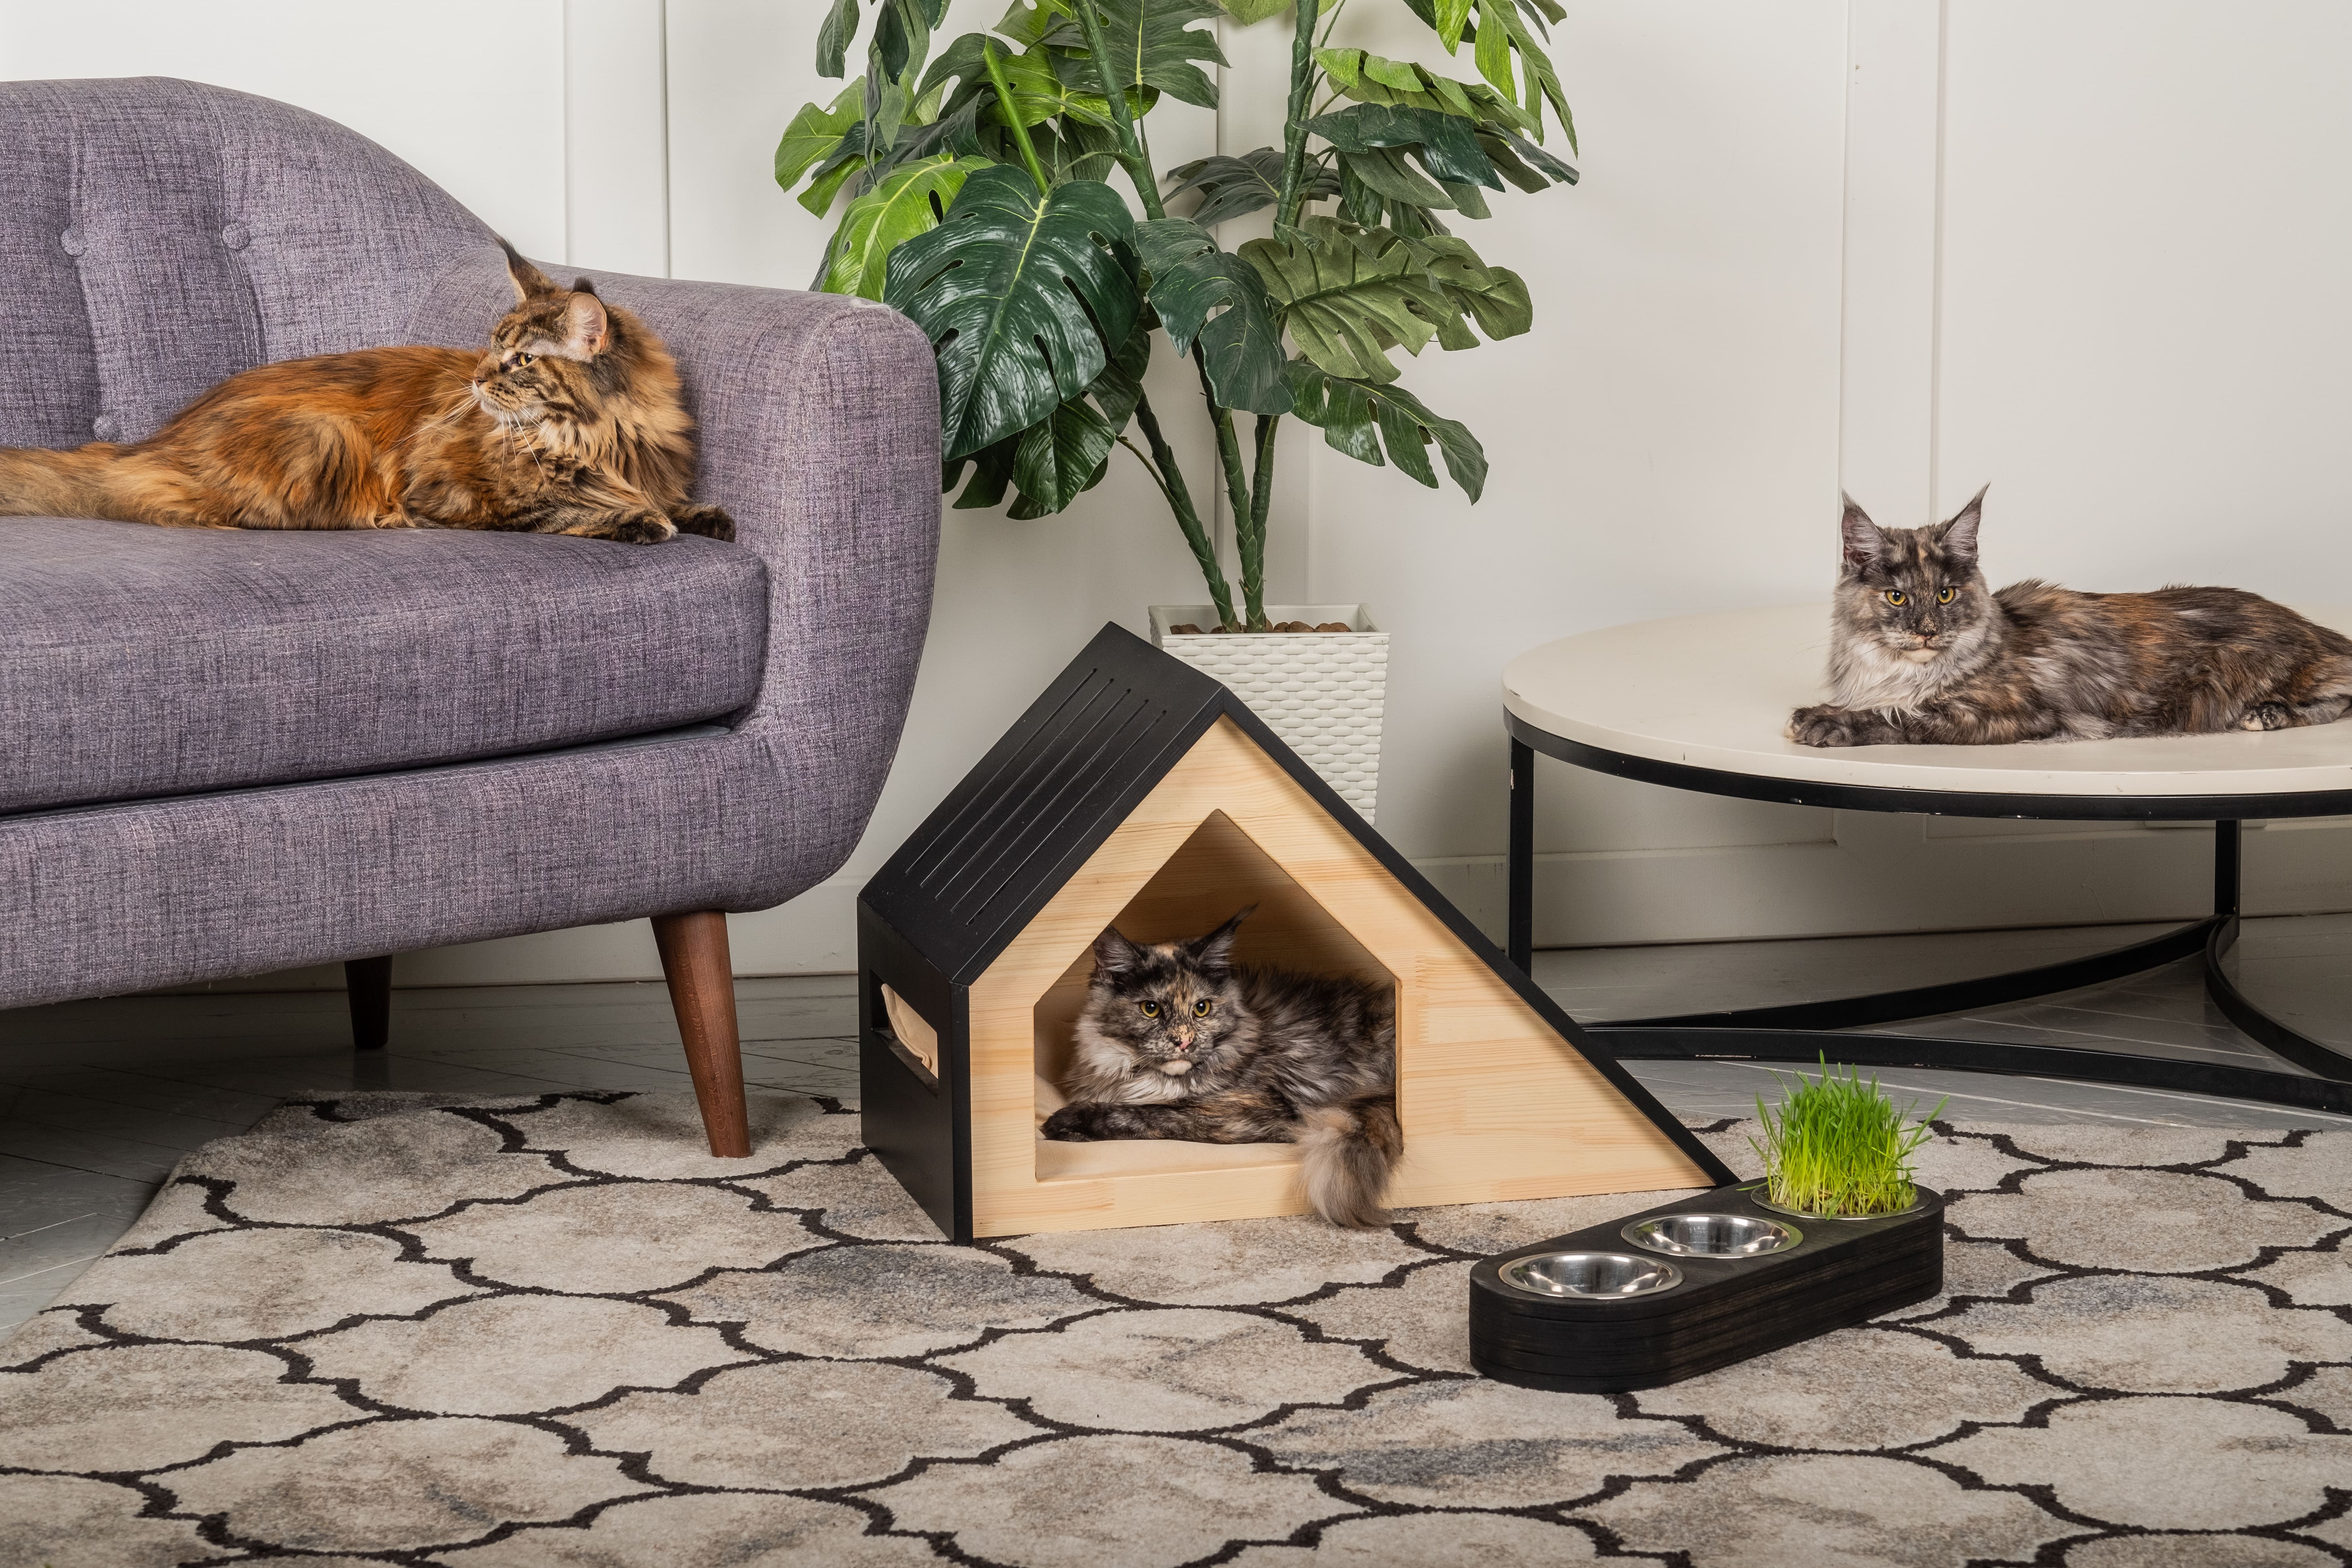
<box><xmin>221</xmin><ymin>222</ymin><xmax>250</xmax><ymax>251</ymax></box>
<box><xmin>60</xmin><ymin>228</ymin><xmax>85</xmax><ymax>256</ymax></box>
<box><xmin>92</xmin><ymin>414</ymin><xmax>121</xmax><ymax>441</ymax></box>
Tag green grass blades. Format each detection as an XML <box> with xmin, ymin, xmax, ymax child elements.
<box><xmin>1750</xmin><ymin>1055</ymin><xmax>1946</xmax><ymax>1217</ymax></box>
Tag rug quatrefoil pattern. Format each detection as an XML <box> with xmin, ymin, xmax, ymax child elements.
<box><xmin>3</xmin><ymin>1091</ymin><xmax>2350</xmax><ymax>1567</ymax></box>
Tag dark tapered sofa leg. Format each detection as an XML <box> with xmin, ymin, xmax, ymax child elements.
<box><xmin>652</xmin><ymin>911</ymin><xmax>752</xmax><ymax>1157</ymax></box>
<box><xmin>346</xmin><ymin>956</ymin><xmax>393</xmax><ymax>1051</ymax></box>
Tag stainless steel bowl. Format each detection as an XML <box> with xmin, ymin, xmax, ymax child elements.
<box><xmin>1621</xmin><ymin>1212</ymin><xmax>1799</xmax><ymax>1258</ymax></box>
<box><xmin>1498</xmin><ymin>1251</ymin><xmax>1683</xmax><ymax>1300</ymax></box>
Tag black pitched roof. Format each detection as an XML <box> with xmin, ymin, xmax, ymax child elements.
<box><xmin>859</xmin><ymin>622</ymin><xmax>1735</xmax><ymax>1186</ymax></box>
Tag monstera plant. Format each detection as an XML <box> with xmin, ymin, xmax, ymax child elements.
<box><xmin>780</xmin><ymin>0</ymin><xmax>1576</xmax><ymax>632</ymax></box>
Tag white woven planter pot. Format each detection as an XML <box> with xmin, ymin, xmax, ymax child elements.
<box><xmin>1149</xmin><ymin>604</ymin><xmax>1388</xmax><ymax>822</ymax></box>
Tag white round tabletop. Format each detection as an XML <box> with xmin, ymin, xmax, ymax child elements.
<box><xmin>1503</xmin><ymin>602</ymin><xmax>2352</xmax><ymax>806</ymax></box>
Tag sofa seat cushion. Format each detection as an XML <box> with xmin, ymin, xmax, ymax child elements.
<box><xmin>1</xmin><ymin>517</ymin><xmax>768</xmax><ymax>814</ymax></box>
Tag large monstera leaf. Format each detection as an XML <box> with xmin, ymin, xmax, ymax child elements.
<box><xmin>819</xmin><ymin>155</ymin><xmax>990</xmax><ymax>299</ymax></box>
<box><xmin>1284</xmin><ymin>360</ymin><xmax>1488</xmax><ymax>500</ymax></box>
<box><xmin>776</xmin><ymin>85</ymin><xmax>861</xmax><ymax>192</ymax></box>
<box><xmin>886</xmin><ymin>166</ymin><xmax>1140</xmax><ymax>460</ymax></box>
<box><xmin>1396</xmin><ymin>232</ymin><xmax>1533</xmax><ymax>347</ymax></box>
<box><xmin>1305</xmin><ymin>104</ymin><xmax>1502</xmax><ymax>191</ymax></box>
<box><xmin>943</xmin><ymin>314</ymin><xmax>1150</xmax><ymax>517</ymax></box>
<box><xmin>1240</xmin><ymin>218</ymin><xmax>1450</xmax><ymax>383</ymax></box>
<box><xmin>1049</xmin><ymin>0</ymin><xmax>1228</xmax><ymax>110</ymax></box>
<box><xmin>1134</xmin><ymin>219</ymin><xmax>1290</xmax><ymax>415</ymax></box>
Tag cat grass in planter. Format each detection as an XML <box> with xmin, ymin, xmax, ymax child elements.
<box><xmin>1471</xmin><ymin>1057</ymin><xmax>1946</xmax><ymax>1393</ymax></box>
<box><xmin>1751</xmin><ymin>1057</ymin><xmax>1946</xmax><ymax>1219</ymax></box>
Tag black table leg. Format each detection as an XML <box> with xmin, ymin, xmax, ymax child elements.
<box><xmin>2213</xmin><ymin>817</ymin><xmax>2242</xmax><ymax>919</ymax></box>
<box><xmin>1508</xmin><ymin>737</ymin><xmax>1535</xmax><ymax>973</ymax></box>
<box><xmin>2199</xmin><ymin>819</ymin><xmax>2352</xmax><ymax>1081</ymax></box>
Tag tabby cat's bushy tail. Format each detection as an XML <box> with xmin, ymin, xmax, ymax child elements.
<box><xmin>1298</xmin><ymin>1092</ymin><xmax>1403</xmax><ymax>1228</ymax></box>
<box><xmin>0</xmin><ymin>445</ymin><xmax>138</xmax><ymax>520</ymax></box>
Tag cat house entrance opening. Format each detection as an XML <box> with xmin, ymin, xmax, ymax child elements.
<box><xmin>1032</xmin><ymin>810</ymin><xmax>1396</xmax><ymax>1184</ymax></box>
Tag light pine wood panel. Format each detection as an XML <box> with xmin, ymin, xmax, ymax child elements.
<box><xmin>966</xmin><ymin>716</ymin><xmax>1710</xmax><ymax>1237</ymax></box>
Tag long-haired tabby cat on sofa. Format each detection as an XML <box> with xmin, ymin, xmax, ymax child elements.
<box><xmin>1040</xmin><ymin>907</ymin><xmax>1401</xmax><ymax>1228</ymax></box>
<box><xmin>0</xmin><ymin>244</ymin><xmax>731</xmax><ymax>546</ymax></box>
<box><xmin>1789</xmin><ymin>488</ymin><xmax>2352</xmax><ymax>746</ymax></box>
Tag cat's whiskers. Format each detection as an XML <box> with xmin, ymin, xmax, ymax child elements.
<box><xmin>498</xmin><ymin>420</ymin><xmax>553</xmax><ymax>485</ymax></box>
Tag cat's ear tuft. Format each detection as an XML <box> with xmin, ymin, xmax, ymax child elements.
<box><xmin>558</xmin><ymin>291</ymin><xmax>610</xmax><ymax>359</ymax></box>
<box><xmin>571</xmin><ymin>276</ymin><xmax>599</xmax><ymax>298</ymax></box>
<box><xmin>498</xmin><ymin>238</ymin><xmax>559</xmax><ymax>302</ymax></box>
<box><xmin>1188</xmin><ymin>905</ymin><xmax>1256</xmax><ymax>976</ymax></box>
<box><xmin>1092</xmin><ymin>926</ymin><xmax>1143</xmax><ymax>979</ymax></box>
<box><xmin>1939</xmin><ymin>483</ymin><xmax>1989</xmax><ymax>563</ymax></box>
<box><xmin>1839</xmin><ymin>494</ymin><xmax>1885</xmax><ymax>576</ymax></box>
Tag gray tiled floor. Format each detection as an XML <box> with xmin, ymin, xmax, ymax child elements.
<box><xmin>3</xmin><ymin>920</ymin><xmax>2348</xmax><ymax>1332</ymax></box>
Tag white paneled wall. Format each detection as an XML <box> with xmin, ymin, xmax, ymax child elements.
<box><xmin>6</xmin><ymin>1</ymin><xmax>2350</xmax><ymax>983</ymax></box>
<box><xmin>0</xmin><ymin>1</ymin><xmax>569</xmax><ymax>261</ymax></box>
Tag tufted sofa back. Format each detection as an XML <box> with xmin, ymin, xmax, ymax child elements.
<box><xmin>0</xmin><ymin>76</ymin><xmax>494</xmax><ymax>450</ymax></box>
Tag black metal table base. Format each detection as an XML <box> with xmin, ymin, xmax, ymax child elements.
<box><xmin>1507</xmin><ymin>732</ymin><xmax>2352</xmax><ymax>1116</ymax></box>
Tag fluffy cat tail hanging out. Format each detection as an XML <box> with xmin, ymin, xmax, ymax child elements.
<box><xmin>1297</xmin><ymin>1090</ymin><xmax>1403</xmax><ymax>1228</ymax></box>
<box><xmin>0</xmin><ymin>445</ymin><xmax>118</xmax><ymax>520</ymax></box>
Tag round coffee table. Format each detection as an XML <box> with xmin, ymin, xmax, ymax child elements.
<box><xmin>1503</xmin><ymin>602</ymin><xmax>2352</xmax><ymax>1115</ymax></box>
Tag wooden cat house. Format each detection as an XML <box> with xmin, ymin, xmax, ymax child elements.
<box><xmin>857</xmin><ymin>625</ymin><xmax>1733</xmax><ymax>1241</ymax></box>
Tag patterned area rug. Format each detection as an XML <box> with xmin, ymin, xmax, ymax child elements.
<box><xmin>2</xmin><ymin>1090</ymin><xmax>2349</xmax><ymax>1567</ymax></box>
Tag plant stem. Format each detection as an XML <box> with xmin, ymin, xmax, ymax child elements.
<box><xmin>1273</xmin><ymin>0</ymin><xmax>1323</xmax><ymax>229</ymax></box>
<box><xmin>1198</xmin><ymin>358</ymin><xmax>1264</xmax><ymax>629</ymax></box>
<box><xmin>1069</xmin><ymin>1</ymin><xmax>1167</xmax><ymax>220</ymax></box>
<box><xmin>981</xmin><ymin>40</ymin><xmax>1051</xmax><ymax>194</ymax></box>
<box><xmin>1134</xmin><ymin>393</ymin><xmax>1238</xmax><ymax>629</ymax></box>
<box><xmin>1248</xmin><ymin>411</ymin><xmax>1280</xmax><ymax>563</ymax></box>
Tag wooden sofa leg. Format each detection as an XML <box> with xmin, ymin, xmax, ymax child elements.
<box><xmin>346</xmin><ymin>956</ymin><xmax>393</xmax><ymax>1051</ymax></box>
<box><xmin>652</xmin><ymin>911</ymin><xmax>752</xmax><ymax>1157</ymax></box>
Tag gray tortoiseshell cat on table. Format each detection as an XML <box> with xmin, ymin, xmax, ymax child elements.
<box><xmin>1789</xmin><ymin>487</ymin><xmax>2352</xmax><ymax>747</ymax></box>
<box><xmin>1040</xmin><ymin>908</ymin><xmax>1401</xmax><ymax>1228</ymax></box>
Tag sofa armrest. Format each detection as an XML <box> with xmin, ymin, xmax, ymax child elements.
<box><xmin>407</xmin><ymin>254</ymin><xmax>942</xmax><ymax>896</ymax></box>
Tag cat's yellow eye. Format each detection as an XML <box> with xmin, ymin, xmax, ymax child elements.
<box><xmin>1194</xmin><ymin>998</ymin><xmax>1213</xmax><ymax>1017</ymax></box>
<box><xmin>510</xmin><ymin>352</ymin><xmax>534</xmax><ymax>368</ymax></box>
<box><xmin>1885</xmin><ymin>590</ymin><xmax>1907</xmax><ymax>607</ymax></box>
<box><xmin>1138</xmin><ymin>1000</ymin><xmax>1159</xmax><ymax>1018</ymax></box>
<box><xmin>1937</xmin><ymin>587</ymin><xmax>1956</xmax><ymax>605</ymax></box>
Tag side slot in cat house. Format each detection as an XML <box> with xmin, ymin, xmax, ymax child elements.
<box><xmin>857</xmin><ymin>624</ymin><xmax>1734</xmax><ymax>1241</ymax></box>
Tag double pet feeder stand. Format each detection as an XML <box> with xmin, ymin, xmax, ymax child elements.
<box><xmin>1471</xmin><ymin>1183</ymin><xmax>1946</xmax><ymax>1392</ymax></box>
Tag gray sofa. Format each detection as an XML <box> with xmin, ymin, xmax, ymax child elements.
<box><xmin>0</xmin><ymin>78</ymin><xmax>940</xmax><ymax>1153</ymax></box>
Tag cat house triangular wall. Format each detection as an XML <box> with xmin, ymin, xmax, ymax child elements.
<box><xmin>858</xmin><ymin>624</ymin><xmax>1733</xmax><ymax>1241</ymax></box>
